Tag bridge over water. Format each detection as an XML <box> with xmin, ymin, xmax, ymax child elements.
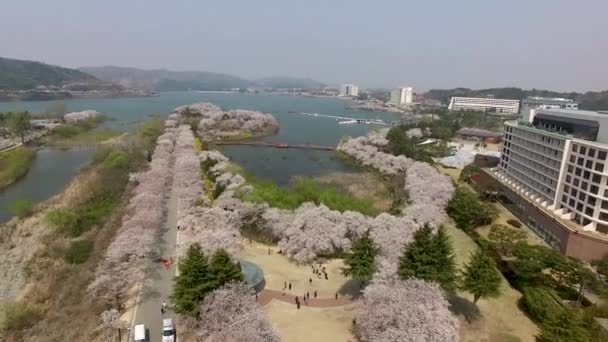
<box><xmin>213</xmin><ymin>141</ymin><xmax>335</xmax><ymax>151</ymax></box>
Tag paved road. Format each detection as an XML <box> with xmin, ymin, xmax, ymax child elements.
<box><xmin>130</xmin><ymin>186</ymin><xmax>178</xmax><ymax>342</ymax></box>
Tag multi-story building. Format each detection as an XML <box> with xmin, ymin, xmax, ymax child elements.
<box><xmin>340</xmin><ymin>84</ymin><xmax>359</xmax><ymax>97</ymax></box>
<box><xmin>389</xmin><ymin>87</ymin><xmax>414</xmax><ymax>106</ymax></box>
<box><xmin>448</xmin><ymin>96</ymin><xmax>520</xmax><ymax>114</ymax></box>
<box><xmin>520</xmin><ymin>96</ymin><xmax>578</xmax><ymax>115</ymax></box>
<box><xmin>490</xmin><ymin>108</ymin><xmax>608</xmax><ymax>260</ymax></box>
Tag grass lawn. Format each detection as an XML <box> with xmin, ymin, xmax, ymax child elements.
<box><xmin>42</xmin><ymin>129</ymin><xmax>119</xmax><ymax>147</ymax></box>
<box><xmin>445</xmin><ymin>224</ymin><xmax>539</xmax><ymax>342</ymax></box>
<box><xmin>0</xmin><ymin>146</ymin><xmax>36</xmax><ymax>190</ymax></box>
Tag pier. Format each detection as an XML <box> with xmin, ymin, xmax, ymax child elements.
<box><xmin>214</xmin><ymin>141</ymin><xmax>335</xmax><ymax>151</ymax></box>
<box><xmin>294</xmin><ymin>112</ymin><xmax>389</xmax><ymax>125</ymax></box>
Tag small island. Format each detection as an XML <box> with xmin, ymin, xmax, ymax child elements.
<box><xmin>171</xmin><ymin>102</ymin><xmax>279</xmax><ymax>141</ymax></box>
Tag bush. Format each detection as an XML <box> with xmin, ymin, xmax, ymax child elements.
<box><xmin>0</xmin><ymin>302</ymin><xmax>42</xmax><ymax>331</ymax></box>
<box><xmin>46</xmin><ymin>208</ymin><xmax>81</xmax><ymax>236</ymax></box>
<box><xmin>0</xmin><ymin>146</ymin><xmax>36</xmax><ymax>189</ymax></box>
<box><xmin>102</xmin><ymin>150</ymin><xmax>130</xmax><ymax>170</ymax></box>
<box><xmin>507</xmin><ymin>219</ymin><xmax>522</xmax><ymax>228</ymax></box>
<box><xmin>91</xmin><ymin>146</ymin><xmax>113</xmax><ymax>164</ymax></box>
<box><xmin>9</xmin><ymin>199</ymin><xmax>33</xmax><ymax>218</ymax></box>
<box><xmin>65</xmin><ymin>239</ymin><xmax>94</xmax><ymax>264</ymax></box>
<box><xmin>54</xmin><ymin>124</ymin><xmax>83</xmax><ymax>138</ymax></box>
<box><xmin>521</xmin><ymin>286</ymin><xmax>565</xmax><ymax>323</ymax></box>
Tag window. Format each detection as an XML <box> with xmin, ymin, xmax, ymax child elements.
<box><xmin>566</xmin><ymin>175</ymin><xmax>572</xmax><ymax>183</ymax></box>
<box><xmin>577</xmin><ymin>202</ymin><xmax>584</xmax><ymax>211</ymax></box>
<box><xmin>570</xmin><ymin>155</ymin><xmax>576</xmax><ymax>163</ymax></box>
<box><xmin>589</xmin><ymin>148</ymin><xmax>596</xmax><ymax>158</ymax></box>
<box><xmin>588</xmin><ymin>197</ymin><xmax>596</xmax><ymax>206</ymax></box>
<box><xmin>591</xmin><ymin>185</ymin><xmax>599</xmax><ymax>194</ymax></box>
<box><xmin>601</xmin><ymin>212</ymin><xmax>608</xmax><ymax>221</ymax></box>
<box><xmin>581</xmin><ymin>182</ymin><xmax>588</xmax><ymax>191</ymax></box>
<box><xmin>596</xmin><ymin>163</ymin><xmax>605</xmax><ymax>172</ymax></box>
<box><xmin>562</xmin><ymin>195</ymin><xmax>568</xmax><ymax>203</ymax></box>
<box><xmin>568</xmin><ymin>165</ymin><xmax>574</xmax><ymax>173</ymax></box>
<box><xmin>580</xmin><ymin>146</ymin><xmax>587</xmax><ymax>154</ymax></box>
<box><xmin>586</xmin><ymin>160</ymin><xmax>593</xmax><ymax>169</ymax></box>
<box><xmin>579</xmin><ymin>192</ymin><xmax>586</xmax><ymax>201</ymax></box>
<box><xmin>571</xmin><ymin>189</ymin><xmax>578</xmax><ymax>197</ymax></box>
<box><xmin>569</xmin><ymin>198</ymin><xmax>576</xmax><ymax>207</ymax></box>
<box><xmin>564</xmin><ymin>185</ymin><xmax>570</xmax><ymax>193</ymax></box>
<box><xmin>583</xmin><ymin>218</ymin><xmax>592</xmax><ymax>226</ymax></box>
<box><xmin>599</xmin><ymin>151</ymin><xmax>607</xmax><ymax>160</ymax></box>
<box><xmin>603</xmin><ymin>201</ymin><xmax>608</xmax><ymax>210</ymax></box>
<box><xmin>575</xmin><ymin>168</ymin><xmax>582</xmax><ymax>176</ymax></box>
<box><xmin>578</xmin><ymin>157</ymin><xmax>584</xmax><ymax>166</ymax></box>
<box><xmin>584</xmin><ymin>171</ymin><xmax>591</xmax><ymax>179</ymax></box>
<box><xmin>593</xmin><ymin>174</ymin><xmax>602</xmax><ymax>183</ymax></box>
<box><xmin>573</xmin><ymin>178</ymin><xmax>580</xmax><ymax>186</ymax></box>
<box><xmin>586</xmin><ymin>207</ymin><xmax>594</xmax><ymax>216</ymax></box>
<box><xmin>572</xmin><ymin>144</ymin><xmax>578</xmax><ymax>152</ymax></box>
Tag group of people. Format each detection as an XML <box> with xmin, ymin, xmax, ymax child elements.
<box><xmin>312</xmin><ymin>263</ymin><xmax>329</xmax><ymax>280</ymax></box>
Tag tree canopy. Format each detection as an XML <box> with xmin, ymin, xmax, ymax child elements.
<box><xmin>398</xmin><ymin>226</ymin><xmax>457</xmax><ymax>293</ymax></box>
<box><xmin>447</xmin><ymin>187</ymin><xmax>497</xmax><ymax>231</ymax></box>
<box><xmin>461</xmin><ymin>247</ymin><xmax>502</xmax><ymax>304</ymax></box>
<box><xmin>342</xmin><ymin>234</ymin><xmax>380</xmax><ymax>284</ymax></box>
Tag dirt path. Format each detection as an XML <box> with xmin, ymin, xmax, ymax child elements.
<box><xmin>258</xmin><ymin>289</ymin><xmax>353</xmax><ymax>307</ymax></box>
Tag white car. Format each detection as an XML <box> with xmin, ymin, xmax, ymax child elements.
<box><xmin>162</xmin><ymin>318</ymin><xmax>176</xmax><ymax>342</ymax></box>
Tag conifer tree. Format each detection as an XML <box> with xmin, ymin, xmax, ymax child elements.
<box><xmin>209</xmin><ymin>249</ymin><xmax>244</xmax><ymax>288</ymax></box>
<box><xmin>171</xmin><ymin>243</ymin><xmax>216</xmax><ymax>316</ymax></box>
<box><xmin>342</xmin><ymin>234</ymin><xmax>379</xmax><ymax>284</ymax></box>
<box><xmin>461</xmin><ymin>247</ymin><xmax>502</xmax><ymax>304</ymax></box>
<box><xmin>398</xmin><ymin>225</ymin><xmax>457</xmax><ymax>292</ymax></box>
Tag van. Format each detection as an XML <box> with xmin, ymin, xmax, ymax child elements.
<box><xmin>162</xmin><ymin>318</ymin><xmax>176</xmax><ymax>342</ymax></box>
<box><xmin>133</xmin><ymin>324</ymin><xmax>147</xmax><ymax>342</ymax></box>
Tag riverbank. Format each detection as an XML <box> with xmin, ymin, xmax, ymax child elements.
<box><xmin>0</xmin><ymin>146</ymin><xmax>36</xmax><ymax>191</ymax></box>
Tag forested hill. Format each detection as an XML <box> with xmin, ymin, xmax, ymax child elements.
<box><xmin>80</xmin><ymin>66</ymin><xmax>326</xmax><ymax>91</ymax></box>
<box><xmin>0</xmin><ymin>57</ymin><xmax>99</xmax><ymax>90</ymax></box>
<box><xmin>426</xmin><ymin>87</ymin><xmax>608</xmax><ymax>111</ymax></box>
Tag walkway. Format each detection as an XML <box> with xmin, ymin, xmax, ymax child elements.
<box><xmin>129</xmin><ymin>183</ymin><xmax>178</xmax><ymax>342</ymax></box>
<box><xmin>258</xmin><ymin>289</ymin><xmax>353</xmax><ymax>307</ymax></box>
<box><xmin>214</xmin><ymin>141</ymin><xmax>334</xmax><ymax>151</ymax></box>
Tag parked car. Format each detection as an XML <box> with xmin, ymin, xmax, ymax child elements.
<box><xmin>133</xmin><ymin>324</ymin><xmax>147</xmax><ymax>342</ymax></box>
<box><xmin>162</xmin><ymin>318</ymin><xmax>176</xmax><ymax>342</ymax></box>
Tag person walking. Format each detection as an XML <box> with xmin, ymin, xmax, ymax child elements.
<box><xmin>309</xmin><ymin>277</ymin><xmax>312</xmax><ymax>284</ymax></box>
<box><xmin>335</xmin><ymin>293</ymin><xmax>338</xmax><ymax>300</ymax></box>
<box><xmin>161</xmin><ymin>300</ymin><xmax>167</xmax><ymax>314</ymax></box>
<box><xmin>307</xmin><ymin>292</ymin><xmax>310</xmax><ymax>300</ymax></box>
<box><xmin>314</xmin><ymin>290</ymin><xmax>317</xmax><ymax>298</ymax></box>
<box><xmin>284</xmin><ymin>281</ymin><xmax>287</xmax><ymax>290</ymax></box>
<box><xmin>288</xmin><ymin>282</ymin><xmax>292</xmax><ymax>290</ymax></box>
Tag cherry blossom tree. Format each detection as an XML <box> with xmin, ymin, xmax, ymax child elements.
<box><xmin>354</xmin><ymin>279</ymin><xmax>459</xmax><ymax>342</ymax></box>
<box><xmin>196</xmin><ymin>282</ymin><xmax>281</xmax><ymax>342</ymax></box>
<box><xmin>95</xmin><ymin>309</ymin><xmax>127</xmax><ymax>342</ymax></box>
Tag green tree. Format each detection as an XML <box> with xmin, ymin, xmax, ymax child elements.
<box><xmin>208</xmin><ymin>249</ymin><xmax>244</xmax><ymax>288</ymax></box>
<box><xmin>488</xmin><ymin>224</ymin><xmax>528</xmax><ymax>256</ymax></box>
<box><xmin>342</xmin><ymin>234</ymin><xmax>379</xmax><ymax>284</ymax></box>
<box><xmin>171</xmin><ymin>244</ymin><xmax>216</xmax><ymax>316</ymax></box>
<box><xmin>512</xmin><ymin>243</ymin><xmax>557</xmax><ymax>284</ymax></box>
<box><xmin>537</xmin><ymin>312</ymin><xmax>590</xmax><ymax>342</ymax></box>
<box><xmin>461</xmin><ymin>247</ymin><xmax>502</xmax><ymax>305</ymax></box>
<box><xmin>398</xmin><ymin>226</ymin><xmax>457</xmax><ymax>292</ymax></box>
<box><xmin>7</xmin><ymin>111</ymin><xmax>31</xmax><ymax>143</ymax></box>
<box><xmin>447</xmin><ymin>187</ymin><xmax>497</xmax><ymax>231</ymax></box>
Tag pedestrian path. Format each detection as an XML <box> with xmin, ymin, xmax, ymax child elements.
<box><xmin>258</xmin><ymin>289</ymin><xmax>354</xmax><ymax>307</ymax></box>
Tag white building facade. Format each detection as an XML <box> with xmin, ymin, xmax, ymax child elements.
<box><xmin>448</xmin><ymin>96</ymin><xmax>520</xmax><ymax>113</ymax></box>
<box><xmin>340</xmin><ymin>84</ymin><xmax>359</xmax><ymax>97</ymax></box>
<box><xmin>389</xmin><ymin>87</ymin><xmax>414</xmax><ymax>106</ymax></box>
<box><xmin>497</xmin><ymin>109</ymin><xmax>608</xmax><ymax>233</ymax></box>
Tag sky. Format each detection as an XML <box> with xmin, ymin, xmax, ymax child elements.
<box><xmin>1</xmin><ymin>0</ymin><xmax>607</xmax><ymax>92</ymax></box>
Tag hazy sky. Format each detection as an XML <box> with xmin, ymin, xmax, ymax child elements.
<box><xmin>1</xmin><ymin>0</ymin><xmax>607</xmax><ymax>91</ymax></box>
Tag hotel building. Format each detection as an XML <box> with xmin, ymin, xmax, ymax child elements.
<box><xmin>448</xmin><ymin>96</ymin><xmax>520</xmax><ymax>114</ymax></box>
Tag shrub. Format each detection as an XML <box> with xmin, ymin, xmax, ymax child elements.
<box><xmin>0</xmin><ymin>302</ymin><xmax>42</xmax><ymax>331</ymax></box>
<box><xmin>54</xmin><ymin>124</ymin><xmax>83</xmax><ymax>138</ymax></box>
<box><xmin>447</xmin><ymin>187</ymin><xmax>497</xmax><ymax>231</ymax></box>
<box><xmin>521</xmin><ymin>286</ymin><xmax>565</xmax><ymax>323</ymax></box>
<box><xmin>507</xmin><ymin>219</ymin><xmax>522</xmax><ymax>228</ymax></box>
<box><xmin>102</xmin><ymin>150</ymin><xmax>130</xmax><ymax>170</ymax></box>
<box><xmin>65</xmin><ymin>239</ymin><xmax>94</xmax><ymax>264</ymax></box>
<box><xmin>9</xmin><ymin>199</ymin><xmax>33</xmax><ymax>218</ymax></box>
<box><xmin>46</xmin><ymin>208</ymin><xmax>81</xmax><ymax>236</ymax></box>
<box><xmin>91</xmin><ymin>146</ymin><xmax>113</xmax><ymax>164</ymax></box>
<box><xmin>0</xmin><ymin>147</ymin><xmax>36</xmax><ymax>189</ymax></box>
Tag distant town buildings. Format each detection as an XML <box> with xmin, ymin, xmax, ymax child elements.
<box><xmin>448</xmin><ymin>96</ymin><xmax>520</xmax><ymax>114</ymax></box>
<box><xmin>488</xmin><ymin>108</ymin><xmax>608</xmax><ymax>260</ymax></box>
<box><xmin>389</xmin><ymin>87</ymin><xmax>414</xmax><ymax>106</ymax></box>
<box><xmin>340</xmin><ymin>84</ymin><xmax>359</xmax><ymax>97</ymax></box>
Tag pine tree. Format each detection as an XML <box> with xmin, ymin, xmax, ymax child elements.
<box><xmin>171</xmin><ymin>243</ymin><xmax>216</xmax><ymax>316</ymax></box>
<box><xmin>398</xmin><ymin>225</ymin><xmax>457</xmax><ymax>292</ymax></box>
<box><xmin>209</xmin><ymin>249</ymin><xmax>244</xmax><ymax>288</ymax></box>
<box><xmin>461</xmin><ymin>247</ymin><xmax>502</xmax><ymax>304</ymax></box>
<box><xmin>342</xmin><ymin>234</ymin><xmax>379</xmax><ymax>284</ymax></box>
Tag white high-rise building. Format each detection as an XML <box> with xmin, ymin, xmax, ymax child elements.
<box><xmin>340</xmin><ymin>84</ymin><xmax>359</xmax><ymax>97</ymax></box>
<box><xmin>389</xmin><ymin>87</ymin><xmax>414</xmax><ymax>106</ymax></box>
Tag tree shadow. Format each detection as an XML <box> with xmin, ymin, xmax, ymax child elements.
<box><xmin>337</xmin><ymin>279</ymin><xmax>364</xmax><ymax>299</ymax></box>
<box><xmin>448</xmin><ymin>293</ymin><xmax>481</xmax><ymax>323</ymax></box>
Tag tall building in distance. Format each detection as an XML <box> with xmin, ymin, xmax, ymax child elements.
<box><xmin>389</xmin><ymin>87</ymin><xmax>414</xmax><ymax>106</ymax></box>
<box><xmin>488</xmin><ymin>108</ymin><xmax>608</xmax><ymax>260</ymax></box>
<box><xmin>340</xmin><ymin>84</ymin><xmax>359</xmax><ymax>97</ymax></box>
<box><xmin>448</xmin><ymin>96</ymin><xmax>520</xmax><ymax>114</ymax></box>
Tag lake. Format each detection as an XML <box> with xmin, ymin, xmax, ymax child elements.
<box><xmin>0</xmin><ymin>92</ymin><xmax>400</xmax><ymax>219</ymax></box>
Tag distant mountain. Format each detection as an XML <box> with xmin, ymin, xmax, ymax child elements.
<box><xmin>80</xmin><ymin>66</ymin><xmax>252</xmax><ymax>91</ymax></box>
<box><xmin>426</xmin><ymin>87</ymin><xmax>608</xmax><ymax>111</ymax></box>
<box><xmin>254</xmin><ymin>77</ymin><xmax>325</xmax><ymax>90</ymax></box>
<box><xmin>80</xmin><ymin>66</ymin><xmax>326</xmax><ymax>91</ymax></box>
<box><xmin>0</xmin><ymin>57</ymin><xmax>100</xmax><ymax>90</ymax></box>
